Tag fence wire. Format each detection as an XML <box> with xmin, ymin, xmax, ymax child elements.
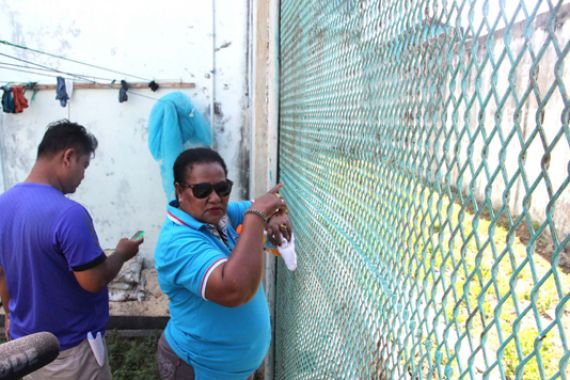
<box><xmin>275</xmin><ymin>0</ymin><xmax>570</xmax><ymax>379</ymax></box>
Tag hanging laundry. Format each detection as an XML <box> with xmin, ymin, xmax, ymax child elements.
<box><xmin>119</xmin><ymin>80</ymin><xmax>129</xmax><ymax>102</ymax></box>
<box><xmin>148</xmin><ymin>80</ymin><xmax>159</xmax><ymax>92</ymax></box>
<box><xmin>25</xmin><ymin>82</ymin><xmax>39</xmax><ymax>102</ymax></box>
<box><xmin>1</xmin><ymin>86</ymin><xmax>15</xmax><ymax>113</ymax></box>
<box><xmin>55</xmin><ymin>76</ymin><xmax>69</xmax><ymax>107</ymax></box>
<box><xmin>12</xmin><ymin>86</ymin><xmax>29</xmax><ymax>113</ymax></box>
<box><xmin>147</xmin><ymin>92</ymin><xmax>212</xmax><ymax>201</ymax></box>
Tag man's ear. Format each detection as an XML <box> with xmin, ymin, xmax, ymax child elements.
<box><xmin>61</xmin><ymin>148</ymin><xmax>76</xmax><ymax>167</ymax></box>
<box><xmin>174</xmin><ymin>182</ymin><xmax>182</xmax><ymax>202</ymax></box>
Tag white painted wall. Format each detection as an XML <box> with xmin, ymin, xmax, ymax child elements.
<box><xmin>0</xmin><ymin>0</ymin><xmax>251</xmax><ymax>264</ymax></box>
<box><xmin>443</xmin><ymin>10</ymin><xmax>570</xmax><ymax>242</ymax></box>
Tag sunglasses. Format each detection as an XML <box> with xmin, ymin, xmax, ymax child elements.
<box><xmin>181</xmin><ymin>179</ymin><xmax>233</xmax><ymax>199</ymax></box>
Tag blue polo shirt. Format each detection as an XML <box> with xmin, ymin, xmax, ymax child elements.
<box><xmin>155</xmin><ymin>200</ymin><xmax>271</xmax><ymax>380</ymax></box>
<box><xmin>0</xmin><ymin>183</ymin><xmax>108</xmax><ymax>350</ymax></box>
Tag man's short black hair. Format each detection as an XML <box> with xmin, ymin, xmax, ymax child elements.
<box><xmin>37</xmin><ymin>120</ymin><xmax>98</xmax><ymax>158</ymax></box>
<box><xmin>173</xmin><ymin>147</ymin><xmax>228</xmax><ymax>184</ymax></box>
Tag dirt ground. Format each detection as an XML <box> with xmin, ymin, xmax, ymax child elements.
<box><xmin>109</xmin><ymin>268</ymin><xmax>169</xmax><ymax>317</ymax></box>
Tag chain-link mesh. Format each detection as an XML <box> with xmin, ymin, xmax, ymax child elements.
<box><xmin>275</xmin><ymin>0</ymin><xmax>570</xmax><ymax>379</ymax></box>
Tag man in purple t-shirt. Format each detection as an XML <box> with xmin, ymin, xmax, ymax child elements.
<box><xmin>0</xmin><ymin>120</ymin><xmax>143</xmax><ymax>380</ymax></box>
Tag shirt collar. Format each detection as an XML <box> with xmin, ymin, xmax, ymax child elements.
<box><xmin>166</xmin><ymin>200</ymin><xmax>208</xmax><ymax>230</ymax></box>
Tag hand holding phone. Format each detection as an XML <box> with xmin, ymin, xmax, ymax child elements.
<box><xmin>131</xmin><ymin>230</ymin><xmax>145</xmax><ymax>240</ymax></box>
<box><xmin>115</xmin><ymin>232</ymin><xmax>144</xmax><ymax>262</ymax></box>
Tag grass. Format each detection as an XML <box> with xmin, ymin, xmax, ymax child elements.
<box><xmin>503</xmin><ymin>326</ymin><xmax>558</xmax><ymax>380</ymax></box>
<box><xmin>320</xmin><ymin>159</ymin><xmax>568</xmax><ymax>378</ymax></box>
<box><xmin>106</xmin><ymin>330</ymin><xmax>161</xmax><ymax>380</ymax></box>
<box><xmin>0</xmin><ymin>329</ymin><xmax>161</xmax><ymax>380</ymax></box>
<box><xmin>403</xmin><ymin>191</ymin><xmax>569</xmax><ymax>379</ymax></box>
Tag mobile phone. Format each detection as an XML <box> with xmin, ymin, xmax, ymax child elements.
<box><xmin>131</xmin><ymin>230</ymin><xmax>145</xmax><ymax>240</ymax></box>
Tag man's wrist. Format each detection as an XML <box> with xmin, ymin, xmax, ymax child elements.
<box><xmin>114</xmin><ymin>249</ymin><xmax>129</xmax><ymax>261</ymax></box>
<box><xmin>245</xmin><ymin>208</ymin><xmax>269</xmax><ymax>225</ymax></box>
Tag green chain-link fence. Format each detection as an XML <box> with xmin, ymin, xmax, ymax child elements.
<box><xmin>275</xmin><ymin>0</ymin><xmax>570</xmax><ymax>378</ymax></box>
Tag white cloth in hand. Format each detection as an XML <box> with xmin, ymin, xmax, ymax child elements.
<box><xmin>277</xmin><ymin>234</ymin><xmax>297</xmax><ymax>271</ymax></box>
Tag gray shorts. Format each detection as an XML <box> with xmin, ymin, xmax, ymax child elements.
<box><xmin>155</xmin><ymin>332</ymin><xmax>257</xmax><ymax>380</ymax></box>
<box><xmin>24</xmin><ymin>338</ymin><xmax>111</xmax><ymax>380</ymax></box>
<box><xmin>156</xmin><ymin>332</ymin><xmax>196</xmax><ymax>380</ymax></box>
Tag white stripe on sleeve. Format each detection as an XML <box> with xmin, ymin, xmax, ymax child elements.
<box><xmin>200</xmin><ymin>258</ymin><xmax>228</xmax><ymax>300</ymax></box>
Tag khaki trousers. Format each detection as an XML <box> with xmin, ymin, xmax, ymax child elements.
<box><xmin>24</xmin><ymin>338</ymin><xmax>112</xmax><ymax>380</ymax></box>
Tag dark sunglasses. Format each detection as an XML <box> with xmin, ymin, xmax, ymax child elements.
<box><xmin>181</xmin><ymin>179</ymin><xmax>233</xmax><ymax>199</ymax></box>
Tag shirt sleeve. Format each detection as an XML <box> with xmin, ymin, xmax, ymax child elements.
<box><xmin>52</xmin><ymin>204</ymin><xmax>105</xmax><ymax>271</ymax></box>
<box><xmin>226</xmin><ymin>201</ymin><xmax>252</xmax><ymax>228</ymax></box>
<box><xmin>163</xmin><ymin>234</ymin><xmax>228</xmax><ymax>300</ymax></box>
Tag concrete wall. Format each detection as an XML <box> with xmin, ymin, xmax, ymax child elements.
<box><xmin>445</xmin><ymin>4</ymin><xmax>570</xmax><ymax>242</ymax></box>
<box><xmin>0</xmin><ymin>0</ymin><xmax>251</xmax><ymax>264</ymax></box>
<box><xmin>406</xmin><ymin>3</ymin><xmax>570</xmax><ymax>245</ymax></box>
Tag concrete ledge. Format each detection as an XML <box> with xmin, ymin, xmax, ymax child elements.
<box><xmin>107</xmin><ymin>315</ymin><xmax>169</xmax><ymax>330</ymax></box>
<box><xmin>0</xmin><ymin>315</ymin><xmax>169</xmax><ymax>330</ymax></box>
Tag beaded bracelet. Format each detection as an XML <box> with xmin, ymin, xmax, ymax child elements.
<box><xmin>245</xmin><ymin>208</ymin><xmax>269</xmax><ymax>225</ymax></box>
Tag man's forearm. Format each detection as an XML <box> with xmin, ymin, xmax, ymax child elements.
<box><xmin>100</xmin><ymin>250</ymin><xmax>130</xmax><ymax>285</ymax></box>
<box><xmin>223</xmin><ymin>215</ymin><xmax>266</xmax><ymax>296</ymax></box>
<box><xmin>73</xmin><ymin>250</ymin><xmax>131</xmax><ymax>293</ymax></box>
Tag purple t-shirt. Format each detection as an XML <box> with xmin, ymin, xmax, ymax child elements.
<box><xmin>0</xmin><ymin>183</ymin><xmax>109</xmax><ymax>350</ymax></box>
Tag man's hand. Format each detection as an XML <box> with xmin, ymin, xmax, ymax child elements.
<box><xmin>266</xmin><ymin>211</ymin><xmax>292</xmax><ymax>246</ymax></box>
<box><xmin>250</xmin><ymin>184</ymin><xmax>285</xmax><ymax>220</ymax></box>
<box><xmin>114</xmin><ymin>237</ymin><xmax>144</xmax><ymax>262</ymax></box>
<box><xmin>74</xmin><ymin>235</ymin><xmax>144</xmax><ymax>293</ymax></box>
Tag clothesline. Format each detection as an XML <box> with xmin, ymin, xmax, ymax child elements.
<box><xmin>0</xmin><ymin>39</ymin><xmax>152</xmax><ymax>82</ymax></box>
<box><xmin>0</xmin><ymin>41</ymin><xmax>198</xmax><ymax>105</ymax></box>
<box><xmin>0</xmin><ymin>40</ymin><xmax>200</xmax><ymax>107</ymax></box>
<box><xmin>0</xmin><ymin>53</ymin><xmax>185</xmax><ymax>92</ymax></box>
<box><xmin>0</xmin><ymin>51</ymin><xmax>103</xmax><ymax>84</ymax></box>
<box><xmin>1</xmin><ymin>80</ymin><xmax>198</xmax><ymax>113</ymax></box>
<box><xmin>20</xmin><ymin>81</ymin><xmax>196</xmax><ymax>91</ymax></box>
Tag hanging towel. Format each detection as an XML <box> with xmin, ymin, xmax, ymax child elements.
<box><xmin>55</xmin><ymin>76</ymin><xmax>69</xmax><ymax>107</ymax></box>
<box><xmin>147</xmin><ymin>91</ymin><xmax>212</xmax><ymax>201</ymax></box>
<box><xmin>119</xmin><ymin>80</ymin><xmax>128</xmax><ymax>103</ymax></box>
<box><xmin>12</xmin><ymin>86</ymin><xmax>29</xmax><ymax>113</ymax></box>
<box><xmin>1</xmin><ymin>86</ymin><xmax>15</xmax><ymax>113</ymax></box>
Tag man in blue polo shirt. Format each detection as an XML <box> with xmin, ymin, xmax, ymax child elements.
<box><xmin>155</xmin><ymin>148</ymin><xmax>292</xmax><ymax>379</ymax></box>
<box><xmin>0</xmin><ymin>120</ymin><xmax>143</xmax><ymax>380</ymax></box>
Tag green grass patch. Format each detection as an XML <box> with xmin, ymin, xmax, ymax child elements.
<box><xmin>402</xmin><ymin>190</ymin><xmax>569</xmax><ymax>378</ymax></box>
<box><xmin>0</xmin><ymin>329</ymin><xmax>161</xmax><ymax>379</ymax></box>
<box><xmin>106</xmin><ymin>330</ymin><xmax>161</xmax><ymax>380</ymax></box>
<box><xmin>502</xmin><ymin>326</ymin><xmax>559</xmax><ymax>380</ymax></box>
